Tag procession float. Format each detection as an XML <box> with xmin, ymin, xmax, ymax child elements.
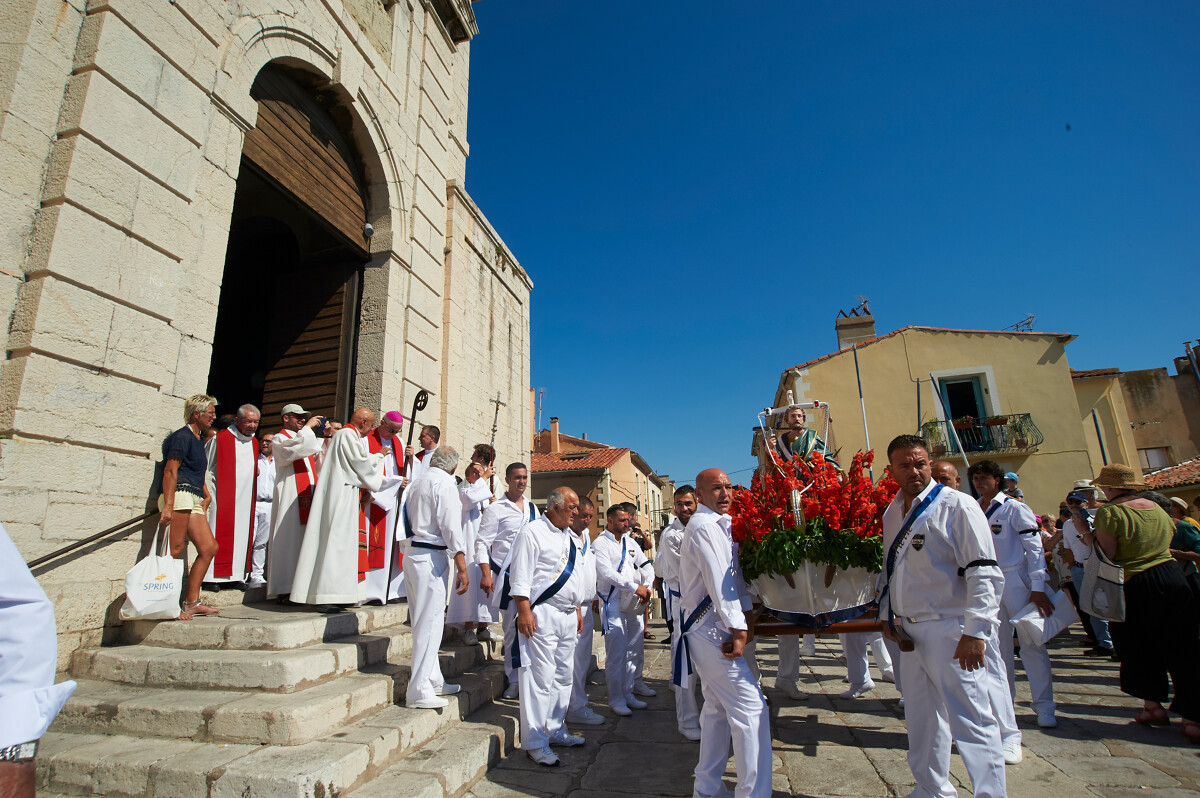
<box><xmin>734</xmin><ymin>393</ymin><xmax>898</xmax><ymax>637</ymax></box>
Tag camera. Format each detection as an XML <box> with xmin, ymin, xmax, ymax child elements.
<box><xmin>314</xmin><ymin>416</ymin><xmax>329</xmax><ymax>436</ymax></box>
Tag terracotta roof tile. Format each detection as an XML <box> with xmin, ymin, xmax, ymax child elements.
<box><xmin>1145</xmin><ymin>458</ymin><xmax>1200</xmax><ymax>490</ymax></box>
<box><xmin>1070</xmin><ymin>368</ymin><xmax>1120</xmax><ymax>379</ymax></box>
<box><xmin>785</xmin><ymin>326</ymin><xmax>1075</xmax><ymax>372</ymax></box>
<box><xmin>531</xmin><ymin>448</ymin><xmax>628</xmax><ymax>474</ymax></box>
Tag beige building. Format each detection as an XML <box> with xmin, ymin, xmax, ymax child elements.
<box><xmin>1</xmin><ymin>0</ymin><xmax>532</xmax><ymax>667</ymax></box>
<box><xmin>530</xmin><ymin>417</ymin><xmax>672</xmax><ymax>538</ymax></box>
<box><xmin>754</xmin><ymin>312</ymin><xmax>1139</xmax><ymax>513</ymax></box>
<box><xmin>1115</xmin><ymin>357</ymin><xmax>1200</xmax><ymax>471</ymax></box>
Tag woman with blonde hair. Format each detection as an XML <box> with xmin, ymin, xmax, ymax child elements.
<box><xmin>159</xmin><ymin>393</ymin><xmax>221</xmax><ymax>619</ymax></box>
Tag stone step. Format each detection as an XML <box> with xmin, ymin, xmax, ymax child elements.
<box><xmin>121</xmin><ymin>602</ymin><xmax>410</xmax><ymax>651</ymax></box>
<box><xmin>38</xmin><ymin>662</ymin><xmax>508</xmax><ymax>797</ymax></box>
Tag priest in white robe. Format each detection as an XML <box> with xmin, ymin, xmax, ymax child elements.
<box><xmin>266</xmin><ymin>405</ymin><xmax>332</xmax><ymax>598</ymax></box>
<box><xmin>363</xmin><ymin>410</ymin><xmax>407</xmax><ymax>604</ymax></box>
<box><xmin>291</xmin><ymin>408</ymin><xmax>387</xmax><ymax>609</ymax></box>
<box><xmin>203</xmin><ymin>404</ymin><xmax>260</xmax><ymax>585</ymax></box>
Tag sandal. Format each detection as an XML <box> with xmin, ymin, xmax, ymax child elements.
<box><xmin>183</xmin><ymin>599</ymin><xmax>221</xmax><ymax>616</ymax></box>
<box><xmin>1134</xmin><ymin>707</ymin><xmax>1169</xmax><ymax>727</ymax></box>
<box><xmin>643</xmin><ymin>632</ymin><xmax>656</xmax><ymax>640</ymax></box>
<box><xmin>1183</xmin><ymin>721</ymin><xmax>1200</xmax><ymax>744</ymax></box>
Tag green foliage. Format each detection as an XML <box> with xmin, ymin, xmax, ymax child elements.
<box><xmin>738</xmin><ymin>518</ymin><xmax>883</xmax><ymax>582</ymax></box>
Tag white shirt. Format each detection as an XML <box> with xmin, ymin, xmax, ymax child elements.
<box><xmin>459</xmin><ymin>479</ymin><xmax>492</xmax><ymax>529</ymax></box>
<box><xmin>1062</xmin><ymin>511</ymin><xmax>1094</xmax><ymax>562</ymax></box>
<box><xmin>570</xmin><ymin>525</ymin><xmax>599</xmax><ymax>602</ymax></box>
<box><xmin>594</xmin><ymin>530</ymin><xmax>653</xmax><ymax>605</ymax></box>
<box><xmin>881</xmin><ymin>479</ymin><xmax>1002</xmax><ymax>640</ymax></box>
<box><xmin>476</xmin><ymin>493</ymin><xmax>540</xmax><ymax>567</ymax></box>
<box><xmin>408</xmin><ymin>447</ymin><xmax>436</xmax><ymax>483</ymax></box>
<box><xmin>677</xmin><ymin>503</ymin><xmax>747</xmax><ymax>632</ymax></box>
<box><xmin>404</xmin><ymin>467</ymin><xmax>467</xmax><ymax>555</ymax></box>
<box><xmin>982</xmin><ymin>491</ymin><xmax>1047</xmax><ymax>591</ymax></box>
<box><xmin>656</xmin><ymin>517</ymin><xmax>685</xmax><ymax>590</ymax></box>
<box><xmin>256</xmin><ymin>455</ymin><xmax>276</xmax><ymax>503</ymax></box>
<box><xmin>0</xmin><ymin>523</ymin><xmax>76</xmax><ymax>746</ymax></box>
<box><xmin>509</xmin><ymin>517</ymin><xmax>589</xmax><ymax>612</ymax></box>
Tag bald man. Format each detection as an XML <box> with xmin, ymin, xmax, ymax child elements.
<box><xmin>679</xmin><ymin>468</ymin><xmax>770</xmax><ymax>798</ymax></box>
<box><xmin>290</xmin><ymin>408</ymin><xmax>388</xmax><ymax>611</ymax></box>
<box><xmin>932</xmin><ymin>461</ymin><xmax>962</xmax><ymax>490</ymax></box>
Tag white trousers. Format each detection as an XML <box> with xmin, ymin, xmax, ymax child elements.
<box><xmin>632</xmin><ymin>611</ymin><xmax>647</xmax><ymax>687</ymax></box>
<box><xmin>251</xmin><ymin>505</ymin><xmax>271</xmax><ymax>582</ymax></box>
<box><xmin>502</xmin><ymin>605</ymin><xmax>517</xmax><ymax>686</ymax></box>
<box><xmin>997</xmin><ymin>567</ymin><xmax>1055</xmax><ymax>716</ymax></box>
<box><xmin>776</xmin><ymin>634</ymin><xmax>816</xmax><ymax>685</ymax></box>
<box><xmin>668</xmin><ymin>592</ymin><xmax>701</xmax><ymax>731</ymax></box>
<box><xmin>985</xmin><ymin>630</ymin><xmax>1019</xmax><ymax>744</ymax></box>
<box><xmin>899</xmin><ymin>617</ymin><xmax>1006</xmax><ymax>798</ymax></box>
<box><xmin>569</xmin><ymin>603</ymin><xmax>595</xmax><ymax>713</ymax></box>
<box><xmin>882</xmin><ymin>635</ymin><xmax>903</xmax><ymax>694</ymax></box>
<box><xmin>689</xmin><ymin>617</ymin><xmax>771</xmax><ymax>798</ymax></box>
<box><xmin>604</xmin><ymin>609</ymin><xmax>643</xmax><ymax>706</ymax></box>
<box><xmin>518</xmin><ymin>603</ymin><xmax>577</xmax><ymax>750</ymax></box>
<box><xmin>403</xmin><ymin>550</ymin><xmax>449</xmax><ymax>702</ymax></box>
<box><xmin>839</xmin><ymin>631</ymin><xmax>893</xmax><ymax>688</ymax></box>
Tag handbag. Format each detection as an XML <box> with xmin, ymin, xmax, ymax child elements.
<box><xmin>1079</xmin><ymin>541</ymin><xmax>1125</xmax><ymax>622</ymax></box>
<box><xmin>118</xmin><ymin>524</ymin><xmax>184</xmax><ymax>620</ymax></box>
<box><xmin>1011</xmin><ymin>588</ymin><xmax>1081</xmax><ymax>649</ymax></box>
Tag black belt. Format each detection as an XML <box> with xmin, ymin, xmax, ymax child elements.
<box><xmin>411</xmin><ymin>541</ymin><xmax>447</xmax><ymax>551</ymax></box>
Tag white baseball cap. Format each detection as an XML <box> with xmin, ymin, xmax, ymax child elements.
<box><xmin>281</xmin><ymin>403</ymin><xmax>308</xmax><ymax>416</ymax></box>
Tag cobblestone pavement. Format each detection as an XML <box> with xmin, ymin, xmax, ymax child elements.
<box><xmin>465</xmin><ymin>620</ymin><xmax>1200</xmax><ymax>798</ymax></box>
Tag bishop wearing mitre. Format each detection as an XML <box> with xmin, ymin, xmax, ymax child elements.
<box><xmin>290</xmin><ymin>408</ymin><xmax>387</xmax><ymax>610</ymax></box>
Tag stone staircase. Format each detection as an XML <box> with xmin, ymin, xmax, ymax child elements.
<box><xmin>36</xmin><ymin>601</ymin><xmax>522</xmax><ymax>797</ymax></box>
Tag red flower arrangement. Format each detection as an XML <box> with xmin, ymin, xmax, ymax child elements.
<box><xmin>731</xmin><ymin>451</ymin><xmax>899</xmax><ymax>581</ymax></box>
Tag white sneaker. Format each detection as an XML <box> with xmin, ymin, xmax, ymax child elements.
<box><xmin>476</xmin><ymin>626</ymin><xmax>493</xmax><ymax>641</ymax></box>
<box><xmin>549</xmin><ymin>730</ymin><xmax>585</xmax><ymax>747</ymax></box>
<box><xmin>692</xmin><ymin>784</ymin><xmax>734</xmax><ymax>798</ymax></box>
<box><xmin>626</xmin><ymin>696</ymin><xmax>648</xmax><ymax>710</ymax></box>
<box><xmin>879</xmin><ymin>669</ymin><xmax>896</xmax><ymax>683</ymax></box>
<box><xmin>436</xmin><ymin>684</ymin><xmax>461</xmax><ymax>696</ymax></box>
<box><xmin>778</xmin><ymin>681</ymin><xmax>809</xmax><ymax>700</ymax></box>
<box><xmin>566</xmin><ymin>707</ymin><xmax>606</xmax><ymax>726</ymax></box>
<box><xmin>633</xmin><ymin>682</ymin><xmax>657</xmax><ymax>697</ymax></box>
<box><xmin>245</xmin><ymin>578</ymin><xmax>267</xmax><ymax>589</ymax></box>
<box><xmin>527</xmin><ymin>745</ymin><xmax>559</xmax><ymax>767</ymax></box>
<box><xmin>503</xmin><ymin>683</ymin><xmax>519</xmax><ymax>699</ymax></box>
<box><xmin>609</xmin><ymin>702</ymin><xmax>632</xmax><ymax>716</ymax></box>
<box><xmin>840</xmin><ymin>682</ymin><xmax>875</xmax><ymax>699</ymax></box>
<box><xmin>461</xmin><ymin>629</ymin><xmax>479</xmax><ymax>645</ymax></box>
<box><xmin>409</xmin><ymin>696</ymin><xmax>449</xmax><ymax>709</ymax></box>
<box><xmin>1002</xmin><ymin>739</ymin><xmax>1023</xmax><ymax>765</ymax></box>
<box><xmin>801</xmin><ymin>642</ymin><xmax>817</xmax><ymax>657</ymax></box>
<box><xmin>1037</xmin><ymin>712</ymin><xmax>1058</xmax><ymax>729</ymax></box>
<box><xmin>898</xmin><ymin>697</ymin><xmax>905</xmax><ymax>709</ymax></box>
<box><xmin>679</xmin><ymin>726</ymin><xmax>702</xmax><ymax>741</ymax></box>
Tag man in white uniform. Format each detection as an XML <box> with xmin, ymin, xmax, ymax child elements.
<box><xmin>248</xmin><ymin>431</ymin><xmax>275</xmax><ymax>588</ymax></box>
<box><xmin>565</xmin><ymin>496</ymin><xmax>604</xmax><ymax>727</ymax></box>
<box><xmin>203</xmin><ymin>403</ymin><xmax>260</xmax><ymax>585</ymax></box>
<box><xmin>837</xmin><ymin>631</ymin><xmax>895</xmax><ymax>698</ymax></box>
<box><xmin>448</xmin><ymin>459</ymin><xmax>496</xmax><ymax>643</ymax></box>
<box><xmin>594</xmin><ymin>504</ymin><xmax>654</xmax><ymax>716</ymax></box>
<box><xmin>290</xmin><ymin>408</ymin><xmax>387</xmax><ymax>610</ymax></box>
<box><xmin>362</xmin><ymin>411</ymin><xmax>407</xmax><ymax>605</ymax></box>
<box><xmin>1</xmin><ymin>523</ymin><xmax>77</xmax><ymax>798</ymax></box>
<box><xmin>880</xmin><ymin>435</ymin><xmax>1006</xmax><ymax>798</ymax></box>
<box><xmin>969</xmin><ymin>459</ymin><xmax>1057</xmax><ymax>749</ymax></box>
<box><xmin>510</xmin><ymin>487</ymin><xmax>590</xmax><ymax>765</ymax></box>
<box><xmin>267</xmin><ymin>404</ymin><xmax>334</xmax><ymax>598</ymax></box>
<box><xmin>660</xmin><ymin>484</ymin><xmax>703</xmax><ymax>739</ymax></box>
<box><xmin>679</xmin><ymin>469</ymin><xmax>771</xmax><ymax>798</ymax></box>
<box><xmin>477</xmin><ymin>462</ymin><xmax>540</xmax><ymax>698</ymax></box>
<box><xmin>403</xmin><ymin>446</ymin><xmax>471</xmax><ymax>709</ymax></box>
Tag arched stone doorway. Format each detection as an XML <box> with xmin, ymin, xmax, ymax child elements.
<box><xmin>207</xmin><ymin>63</ymin><xmax>372</xmax><ymax>422</ymax></box>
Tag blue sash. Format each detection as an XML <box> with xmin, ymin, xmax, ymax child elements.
<box><xmin>985</xmin><ymin>501</ymin><xmax>1000</xmax><ymax>519</ymax></box>
<box><xmin>879</xmin><ymin>483</ymin><xmax>945</xmax><ymax>630</ymax></box>
<box><xmin>672</xmin><ymin>596</ymin><xmax>713</xmax><ymax>688</ymax></box>
<box><xmin>600</xmin><ymin>537</ymin><xmax>629</xmax><ymax>636</ymax></box>
<box><xmin>510</xmin><ymin>537</ymin><xmax>578</xmax><ymax>670</ymax></box>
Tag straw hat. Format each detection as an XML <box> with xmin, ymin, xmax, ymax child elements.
<box><xmin>1090</xmin><ymin>464</ymin><xmax>1147</xmax><ymax>492</ymax></box>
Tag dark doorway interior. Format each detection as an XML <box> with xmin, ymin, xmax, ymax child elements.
<box><xmin>207</xmin><ymin>163</ymin><xmax>364</xmax><ymax>423</ymax></box>
<box><xmin>942</xmin><ymin>378</ymin><xmax>984</xmax><ymax>421</ymax></box>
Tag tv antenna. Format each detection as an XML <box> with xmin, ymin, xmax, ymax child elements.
<box><xmin>1004</xmin><ymin>313</ymin><xmax>1036</xmax><ymax>332</ymax></box>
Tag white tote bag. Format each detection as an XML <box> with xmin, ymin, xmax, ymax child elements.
<box><xmin>119</xmin><ymin>525</ymin><xmax>183</xmax><ymax>620</ymax></box>
<box><xmin>1012</xmin><ymin>588</ymin><xmax>1081</xmax><ymax>649</ymax></box>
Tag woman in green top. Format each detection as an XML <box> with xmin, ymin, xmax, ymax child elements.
<box><xmin>1090</xmin><ymin>465</ymin><xmax>1199</xmax><ymax>744</ymax></box>
<box><xmin>1166</xmin><ymin>498</ymin><xmax>1200</xmax><ymax>572</ymax></box>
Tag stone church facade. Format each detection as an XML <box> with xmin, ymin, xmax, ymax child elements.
<box><xmin>0</xmin><ymin>0</ymin><xmax>532</xmax><ymax>667</ymax></box>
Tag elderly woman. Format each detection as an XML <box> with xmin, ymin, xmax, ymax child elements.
<box><xmin>1089</xmin><ymin>465</ymin><xmax>1198</xmax><ymax>743</ymax></box>
<box><xmin>159</xmin><ymin>393</ymin><xmax>221</xmax><ymax>619</ymax></box>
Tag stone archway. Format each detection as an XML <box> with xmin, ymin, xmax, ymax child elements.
<box><xmin>206</xmin><ymin>63</ymin><xmax>374</xmax><ymax>422</ymax></box>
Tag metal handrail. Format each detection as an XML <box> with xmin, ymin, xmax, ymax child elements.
<box><xmin>25</xmin><ymin>510</ymin><xmax>157</xmax><ymax>568</ymax></box>
<box><xmin>920</xmin><ymin>413</ymin><xmax>1044</xmax><ymax>456</ymax></box>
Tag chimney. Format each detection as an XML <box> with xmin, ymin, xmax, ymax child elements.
<box><xmin>550</xmin><ymin>417</ymin><xmax>560</xmax><ymax>452</ymax></box>
<box><xmin>835</xmin><ymin>303</ymin><xmax>876</xmax><ymax>350</ymax></box>
<box><xmin>581</xmin><ymin>432</ymin><xmax>587</xmax><ymax>441</ymax></box>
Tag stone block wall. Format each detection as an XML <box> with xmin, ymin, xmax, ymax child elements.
<box><xmin>0</xmin><ymin>0</ymin><xmax>531</xmax><ymax>669</ymax></box>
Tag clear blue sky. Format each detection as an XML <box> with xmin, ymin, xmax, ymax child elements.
<box><xmin>464</xmin><ymin>2</ymin><xmax>1200</xmax><ymax>487</ymax></box>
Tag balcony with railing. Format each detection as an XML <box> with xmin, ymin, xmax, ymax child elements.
<box><xmin>920</xmin><ymin>413</ymin><xmax>1044</xmax><ymax>457</ymax></box>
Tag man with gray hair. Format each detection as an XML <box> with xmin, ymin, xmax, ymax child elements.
<box><xmin>403</xmin><ymin>445</ymin><xmax>471</xmax><ymax>709</ymax></box>
<box><xmin>203</xmin><ymin>403</ymin><xmax>261</xmax><ymax>586</ymax></box>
